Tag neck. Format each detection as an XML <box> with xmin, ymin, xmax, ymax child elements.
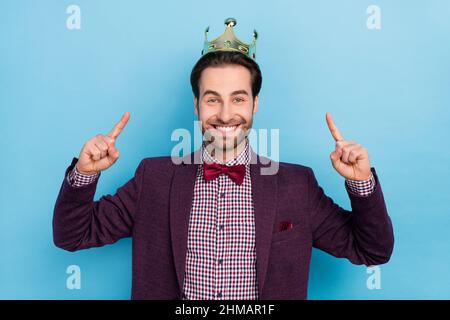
<box><xmin>206</xmin><ymin>139</ymin><xmax>247</xmax><ymax>164</ymax></box>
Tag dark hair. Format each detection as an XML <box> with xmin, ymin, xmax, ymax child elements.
<box><xmin>190</xmin><ymin>51</ymin><xmax>262</xmax><ymax>100</ymax></box>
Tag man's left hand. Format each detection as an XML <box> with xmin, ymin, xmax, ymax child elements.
<box><xmin>326</xmin><ymin>112</ymin><xmax>372</xmax><ymax>181</ymax></box>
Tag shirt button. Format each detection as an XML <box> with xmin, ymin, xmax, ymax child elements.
<box><xmin>220</xmin><ymin>192</ymin><xmax>225</xmax><ymax>198</ymax></box>
<box><xmin>219</xmin><ymin>224</ymin><xmax>224</xmax><ymax>230</ymax></box>
<box><xmin>218</xmin><ymin>259</ymin><xmax>223</xmax><ymax>265</ymax></box>
<box><xmin>217</xmin><ymin>292</ymin><xmax>222</xmax><ymax>298</ymax></box>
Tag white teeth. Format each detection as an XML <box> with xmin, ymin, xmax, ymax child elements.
<box><xmin>215</xmin><ymin>125</ymin><xmax>237</xmax><ymax>132</ymax></box>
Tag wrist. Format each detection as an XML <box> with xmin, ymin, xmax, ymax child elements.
<box><xmin>75</xmin><ymin>162</ymin><xmax>99</xmax><ymax>176</ymax></box>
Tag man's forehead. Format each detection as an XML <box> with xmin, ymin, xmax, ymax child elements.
<box><xmin>200</xmin><ymin>69</ymin><xmax>251</xmax><ymax>96</ymax></box>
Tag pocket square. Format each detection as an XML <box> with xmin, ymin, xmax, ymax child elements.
<box><xmin>279</xmin><ymin>221</ymin><xmax>294</xmax><ymax>232</ymax></box>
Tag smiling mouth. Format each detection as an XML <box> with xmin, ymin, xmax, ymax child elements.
<box><xmin>211</xmin><ymin>124</ymin><xmax>241</xmax><ymax>134</ymax></box>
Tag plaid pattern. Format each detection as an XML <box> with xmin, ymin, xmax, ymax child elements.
<box><xmin>182</xmin><ymin>139</ymin><xmax>258</xmax><ymax>300</ymax></box>
<box><xmin>67</xmin><ymin>166</ymin><xmax>99</xmax><ymax>187</ymax></box>
<box><xmin>345</xmin><ymin>173</ymin><xmax>375</xmax><ymax>197</ymax></box>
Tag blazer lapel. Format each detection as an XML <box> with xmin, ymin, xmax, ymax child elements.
<box><xmin>169</xmin><ymin>149</ymin><xmax>201</xmax><ymax>294</ymax></box>
<box><xmin>250</xmin><ymin>148</ymin><xmax>279</xmax><ymax>297</ymax></box>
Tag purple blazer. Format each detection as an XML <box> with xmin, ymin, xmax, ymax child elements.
<box><xmin>53</xmin><ymin>148</ymin><xmax>394</xmax><ymax>299</ymax></box>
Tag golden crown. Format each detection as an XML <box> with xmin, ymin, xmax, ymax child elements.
<box><xmin>201</xmin><ymin>18</ymin><xmax>258</xmax><ymax>60</ymax></box>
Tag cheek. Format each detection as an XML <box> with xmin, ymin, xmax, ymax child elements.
<box><xmin>239</xmin><ymin>106</ymin><xmax>254</xmax><ymax>122</ymax></box>
<box><xmin>197</xmin><ymin>104</ymin><xmax>213</xmax><ymax>120</ymax></box>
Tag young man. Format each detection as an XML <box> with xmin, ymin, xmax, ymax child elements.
<box><xmin>53</xmin><ymin>18</ymin><xmax>394</xmax><ymax>300</ymax></box>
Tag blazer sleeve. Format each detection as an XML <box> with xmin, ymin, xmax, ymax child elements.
<box><xmin>52</xmin><ymin>157</ymin><xmax>145</xmax><ymax>252</ymax></box>
<box><xmin>308</xmin><ymin>167</ymin><xmax>394</xmax><ymax>266</ymax></box>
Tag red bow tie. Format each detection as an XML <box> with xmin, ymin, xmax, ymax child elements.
<box><xmin>203</xmin><ymin>162</ymin><xmax>246</xmax><ymax>185</ymax></box>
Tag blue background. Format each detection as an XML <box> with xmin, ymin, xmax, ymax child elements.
<box><xmin>1</xmin><ymin>0</ymin><xmax>449</xmax><ymax>299</ymax></box>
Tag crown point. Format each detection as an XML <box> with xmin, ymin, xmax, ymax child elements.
<box><xmin>253</xmin><ymin>29</ymin><xmax>258</xmax><ymax>40</ymax></box>
<box><xmin>224</xmin><ymin>18</ymin><xmax>237</xmax><ymax>27</ymax></box>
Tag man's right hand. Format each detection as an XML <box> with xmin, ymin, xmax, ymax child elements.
<box><xmin>76</xmin><ymin>112</ymin><xmax>130</xmax><ymax>175</ymax></box>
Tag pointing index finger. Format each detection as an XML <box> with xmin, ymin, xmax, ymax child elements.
<box><xmin>108</xmin><ymin>112</ymin><xmax>130</xmax><ymax>139</ymax></box>
<box><xmin>326</xmin><ymin>112</ymin><xmax>344</xmax><ymax>142</ymax></box>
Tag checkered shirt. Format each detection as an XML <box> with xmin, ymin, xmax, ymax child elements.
<box><xmin>181</xmin><ymin>139</ymin><xmax>258</xmax><ymax>300</ymax></box>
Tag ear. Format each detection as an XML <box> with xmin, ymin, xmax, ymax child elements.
<box><xmin>253</xmin><ymin>95</ymin><xmax>259</xmax><ymax>114</ymax></box>
<box><xmin>194</xmin><ymin>96</ymin><xmax>199</xmax><ymax>117</ymax></box>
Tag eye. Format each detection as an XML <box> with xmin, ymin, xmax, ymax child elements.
<box><xmin>234</xmin><ymin>97</ymin><xmax>245</xmax><ymax>103</ymax></box>
<box><xmin>207</xmin><ymin>98</ymin><xmax>219</xmax><ymax>103</ymax></box>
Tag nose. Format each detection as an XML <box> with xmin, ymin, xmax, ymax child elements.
<box><xmin>218</xmin><ymin>103</ymin><xmax>232</xmax><ymax>123</ymax></box>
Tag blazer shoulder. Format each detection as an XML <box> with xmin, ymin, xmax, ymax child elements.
<box><xmin>255</xmin><ymin>153</ymin><xmax>312</xmax><ymax>178</ymax></box>
<box><xmin>137</xmin><ymin>155</ymin><xmax>177</xmax><ymax>173</ymax></box>
<box><xmin>140</xmin><ymin>155</ymin><xmax>173</xmax><ymax>165</ymax></box>
<box><xmin>270</xmin><ymin>160</ymin><xmax>314</xmax><ymax>186</ymax></box>
<box><xmin>278</xmin><ymin>161</ymin><xmax>313</xmax><ymax>176</ymax></box>
<box><xmin>257</xmin><ymin>154</ymin><xmax>310</xmax><ymax>173</ymax></box>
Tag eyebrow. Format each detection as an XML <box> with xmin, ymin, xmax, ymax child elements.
<box><xmin>202</xmin><ymin>89</ymin><xmax>249</xmax><ymax>98</ymax></box>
